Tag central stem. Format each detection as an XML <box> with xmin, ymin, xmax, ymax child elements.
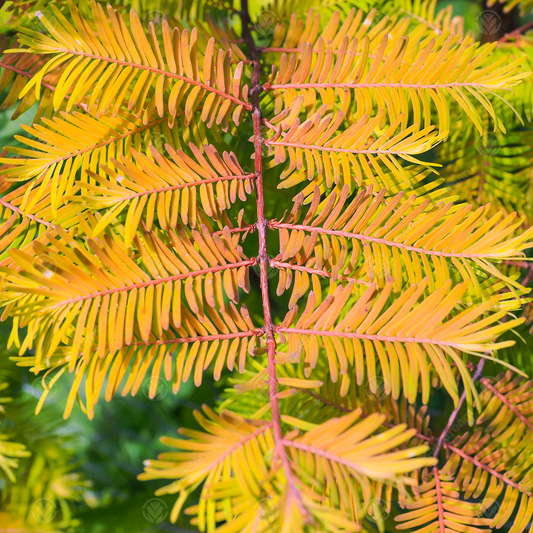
<box><xmin>240</xmin><ymin>0</ymin><xmax>309</xmax><ymax>521</ymax></box>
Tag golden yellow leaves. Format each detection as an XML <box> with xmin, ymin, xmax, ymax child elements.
<box><xmin>77</xmin><ymin>143</ymin><xmax>254</xmax><ymax>243</ymax></box>
<box><xmin>16</xmin><ymin>0</ymin><xmax>250</xmax><ymax>128</ymax></box>
<box><xmin>139</xmin><ymin>406</ymin><xmax>433</xmax><ymax>532</ymax></box>
<box><xmin>265</xmin><ymin>16</ymin><xmax>529</xmax><ymax>134</ymax></box>
<box><xmin>0</xmin><ymin>224</ymin><xmax>255</xmax><ymax>374</ymax></box>
<box><xmin>279</xmin><ymin>279</ymin><xmax>523</xmax><ymax>410</ymax></box>
<box><xmin>274</xmin><ymin>185</ymin><xmax>533</xmax><ymax>301</ymax></box>
<box><xmin>265</xmin><ymin>107</ymin><xmax>446</xmax><ymax>196</ymax></box>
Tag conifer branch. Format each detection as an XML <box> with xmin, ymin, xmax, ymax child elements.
<box><xmin>270</xmin><ymin>260</ymin><xmax>371</xmax><ymax>286</ymax></box>
<box><xmin>272</xmin><ymin>222</ymin><xmax>527</xmax><ymax>260</ymax></box>
<box><xmin>241</xmin><ymin>0</ymin><xmax>309</xmax><ymax>522</ymax></box>
<box><xmin>479</xmin><ymin>376</ymin><xmax>533</xmax><ymax>432</ymax></box>
<box><xmin>443</xmin><ymin>443</ymin><xmax>533</xmax><ymax>496</ymax></box>
<box><xmin>432</xmin><ymin>360</ymin><xmax>485</xmax><ymax>458</ymax></box>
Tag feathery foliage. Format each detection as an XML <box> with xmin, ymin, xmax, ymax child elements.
<box><xmin>1</xmin><ymin>0</ymin><xmax>533</xmax><ymax>531</ymax></box>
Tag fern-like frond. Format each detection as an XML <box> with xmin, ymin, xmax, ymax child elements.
<box><xmin>73</xmin><ymin>143</ymin><xmax>255</xmax><ymax>242</ymax></box>
<box><xmin>1</xmin><ymin>224</ymin><xmax>254</xmax><ymax>369</ymax></box>
<box><xmin>140</xmin><ymin>407</ymin><xmax>275</xmax><ymax>526</ymax></box>
<box><xmin>0</xmin><ymin>113</ymin><xmax>238</xmax><ymax>238</ymax></box>
<box><xmin>15</xmin><ymin>1</ymin><xmax>250</xmax><ymax>128</ymax></box>
<box><xmin>274</xmin><ymin>185</ymin><xmax>533</xmax><ymax>297</ymax></box>
<box><xmin>264</xmin><ymin>27</ymin><xmax>528</xmax><ymax>133</ymax></box>
<box><xmin>396</xmin><ymin>466</ymin><xmax>492</xmax><ymax>533</ymax></box>
<box><xmin>0</xmin><ymin>199</ymin><xmax>59</xmax><ymax>264</ymax></box>
<box><xmin>279</xmin><ymin>279</ymin><xmax>523</xmax><ymax>410</ymax></box>
<box><xmin>140</xmin><ymin>405</ymin><xmax>433</xmax><ymax>531</ymax></box>
<box><xmin>0</xmin><ymin>36</ymin><xmax>57</xmax><ymax>123</ymax></box>
<box><xmin>278</xmin><ymin>365</ymin><xmax>433</xmax><ymax>441</ymax></box>
<box><xmin>439</xmin><ymin>371</ymin><xmax>533</xmax><ymax>533</ymax></box>
<box><xmin>265</xmin><ymin>107</ymin><xmax>446</xmax><ymax>194</ymax></box>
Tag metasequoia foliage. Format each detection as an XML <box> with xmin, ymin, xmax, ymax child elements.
<box><xmin>1</xmin><ymin>0</ymin><xmax>533</xmax><ymax>531</ymax></box>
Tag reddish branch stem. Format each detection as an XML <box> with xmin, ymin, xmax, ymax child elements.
<box><xmin>432</xmin><ymin>359</ymin><xmax>485</xmax><ymax>458</ymax></box>
<box><xmin>270</xmin><ymin>260</ymin><xmax>370</xmax><ymax>286</ymax></box>
<box><xmin>198</xmin><ymin>422</ymin><xmax>273</xmax><ymax>476</ymax></box>
<box><xmin>265</xmin><ymin>82</ymin><xmax>511</xmax><ymax>91</ymax></box>
<box><xmin>499</xmin><ymin>20</ymin><xmax>533</xmax><ymax>42</ymax></box>
<box><xmin>272</xmin><ymin>222</ymin><xmax>506</xmax><ymax>259</ymax></box>
<box><xmin>0</xmin><ymin>60</ymin><xmax>57</xmax><ymax>91</ymax></box>
<box><xmin>282</xmin><ymin>439</ymin><xmax>372</xmax><ymax>473</ymax></box>
<box><xmin>434</xmin><ymin>466</ymin><xmax>446</xmax><ymax>533</ymax></box>
<box><xmin>444</xmin><ymin>443</ymin><xmax>533</xmax><ymax>496</ymax></box>
<box><xmin>112</xmin><ymin>174</ymin><xmax>254</xmax><ymax>200</ymax></box>
<box><xmin>240</xmin><ymin>1</ymin><xmax>309</xmax><ymax>522</ymax></box>
<box><xmin>0</xmin><ymin>197</ymin><xmax>51</xmax><ymax>227</ymax></box>
<box><xmin>265</xmin><ymin>139</ymin><xmax>416</xmax><ymax>155</ymax></box>
<box><xmin>480</xmin><ymin>376</ymin><xmax>533</xmax><ymax>433</ymax></box>
<box><xmin>49</xmin><ymin>260</ymin><xmax>256</xmax><ymax>307</ymax></box>
<box><xmin>131</xmin><ymin>330</ymin><xmax>260</xmax><ymax>347</ymax></box>
<box><xmin>276</xmin><ymin>327</ymin><xmax>489</xmax><ymax>351</ymax></box>
<box><xmin>27</xmin><ymin>116</ymin><xmax>168</xmax><ymax>165</ymax></box>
